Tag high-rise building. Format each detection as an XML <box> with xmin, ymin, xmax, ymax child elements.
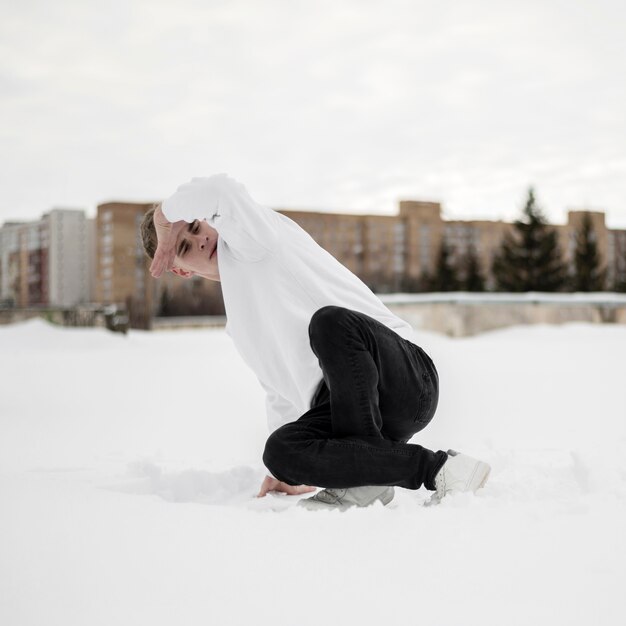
<box><xmin>0</xmin><ymin>209</ymin><xmax>94</xmax><ymax>307</ymax></box>
<box><xmin>45</xmin><ymin>209</ymin><xmax>93</xmax><ymax>307</ymax></box>
<box><xmin>95</xmin><ymin>201</ymin><xmax>155</xmax><ymax>328</ymax></box>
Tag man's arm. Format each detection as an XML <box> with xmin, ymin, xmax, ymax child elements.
<box><xmin>161</xmin><ymin>174</ymin><xmax>280</xmax><ymax>262</ymax></box>
<box><xmin>257</xmin><ymin>476</ymin><xmax>315</xmax><ymax>497</ymax></box>
<box><xmin>256</xmin><ymin>381</ymin><xmax>316</xmax><ymax>498</ymax></box>
<box><xmin>261</xmin><ymin>382</ymin><xmax>301</xmax><ymax>434</ymax></box>
<box><xmin>149</xmin><ymin>205</ymin><xmax>188</xmax><ymax>278</ymax></box>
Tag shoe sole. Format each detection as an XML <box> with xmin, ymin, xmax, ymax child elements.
<box><xmin>448</xmin><ymin>449</ymin><xmax>491</xmax><ymax>493</ymax></box>
<box><xmin>468</xmin><ymin>461</ymin><xmax>491</xmax><ymax>492</ymax></box>
<box><xmin>424</xmin><ymin>455</ymin><xmax>491</xmax><ymax>507</ymax></box>
<box><xmin>378</xmin><ymin>486</ymin><xmax>395</xmax><ymax>506</ymax></box>
<box><xmin>298</xmin><ymin>486</ymin><xmax>395</xmax><ymax>511</ymax></box>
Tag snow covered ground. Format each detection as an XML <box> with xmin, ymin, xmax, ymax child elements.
<box><xmin>1</xmin><ymin>318</ymin><xmax>625</xmax><ymax>626</ymax></box>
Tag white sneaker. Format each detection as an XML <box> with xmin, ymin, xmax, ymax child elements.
<box><xmin>298</xmin><ymin>486</ymin><xmax>395</xmax><ymax>511</ymax></box>
<box><xmin>426</xmin><ymin>449</ymin><xmax>491</xmax><ymax>506</ymax></box>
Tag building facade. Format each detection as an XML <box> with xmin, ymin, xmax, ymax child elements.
<box><xmin>4</xmin><ymin>196</ymin><xmax>625</xmax><ymax>322</ymax></box>
<box><xmin>92</xmin><ymin>199</ymin><xmax>626</xmax><ymax>320</ymax></box>
<box><xmin>280</xmin><ymin>203</ymin><xmax>626</xmax><ymax>293</ymax></box>
<box><xmin>95</xmin><ymin>202</ymin><xmax>155</xmax><ymax>328</ymax></box>
<box><xmin>0</xmin><ymin>209</ymin><xmax>94</xmax><ymax>308</ymax></box>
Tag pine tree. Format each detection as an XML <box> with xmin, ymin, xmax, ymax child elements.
<box><xmin>418</xmin><ymin>270</ymin><xmax>433</xmax><ymax>293</ymax></box>
<box><xmin>492</xmin><ymin>187</ymin><xmax>567</xmax><ymax>292</ymax></box>
<box><xmin>611</xmin><ymin>242</ymin><xmax>626</xmax><ymax>291</ymax></box>
<box><xmin>573</xmin><ymin>213</ymin><xmax>606</xmax><ymax>291</ymax></box>
<box><xmin>399</xmin><ymin>274</ymin><xmax>422</xmax><ymax>293</ymax></box>
<box><xmin>430</xmin><ymin>238</ymin><xmax>461</xmax><ymax>291</ymax></box>
<box><xmin>615</xmin><ymin>273</ymin><xmax>626</xmax><ymax>293</ymax></box>
<box><xmin>159</xmin><ymin>286</ymin><xmax>172</xmax><ymax>316</ymax></box>
<box><xmin>460</xmin><ymin>244</ymin><xmax>485</xmax><ymax>291</ymax></box>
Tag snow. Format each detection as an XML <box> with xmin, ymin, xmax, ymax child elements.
<box><xmin>1</xmin><ymin>318</ymin><xmax>625</xmax><ymax>626</ymax></box>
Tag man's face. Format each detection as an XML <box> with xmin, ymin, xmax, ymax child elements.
<box><xmin>171</xmin><ymin>219</ymin><xmax>220</xmax><ymax>282</ymax></box>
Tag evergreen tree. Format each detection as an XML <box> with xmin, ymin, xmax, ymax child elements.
<box><xmin>573</xmin><ymin>213</ymin><xmax>606</xmax><ymax>291</ymax></box>
<box><xmin>430</xmin><ymin>238</ymin><xmax>461</xmax><ymax>291</ymax></box>
<box><xmin>399</xmin><ymin>274</ymin><xmax>422</xmax><ymax>293</ymax></box>
<box><xmin>159</xmin><ymin>286</ymin><xmax>172</xmax><ymax>316</ymax></box>
<box><xmin>418</xmin><ymin>270</ymin><xmax>433</xmax><ymax>293</ymax></box>
<box><xmin>615</xmin><ymin>273</ymin><xmax>626</xmax><ymax>293</ymax></box>
<box><xmin>492</xmin><ymin>187</ymin><xmax>567</xmax><ymax>291</ymax></box>
<box><xmin>460</xmin><ymin>244</ymin><xmax>485</xmax><ymax>291</ymax></box>
<box><xmin>612</xmin><ymin>250</ymin><xmax>626</xmax><ymax>292</ymax></box>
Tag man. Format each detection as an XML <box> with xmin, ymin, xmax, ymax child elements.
<box><xmin>142</xmin><ymin>174</ymin><xmax>490</xmax><ymax>510</ymax></box>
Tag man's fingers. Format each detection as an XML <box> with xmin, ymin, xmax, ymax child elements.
<box><xmin>150</xmin><ymin>248</ymin><xmax>175</xmax><ymax>278</ymax></box>
<box><xmin>150</xmin><ymin>219</ymin><xmax>185</xmax><ymax>278</ymax></box>
<box><xmin>256</xmin><ymin>478</ymin><xmax>317</xmax><ymax>498</ymax></box>
<box><xmin>281</xmin><ymin>483</ymin><xmax>316</xmax><ymax>495</ymax></box>
<box><xmin>150</xmin><ymin>255</ymin><xmax>165</xmax><ymax>278</ymax></box>
<box><xmin>149</xmin><ymin>249</ymin><xmax>165</xmax><ymax>277</ymax></box>
<box><xmin>256</xmin><ymin>476</ymin><xmax>277</xmax><ymax>498</ymax></box>
<box><xmin>290</xmin><ymin>485</ymin><xmax>317</xmax><ymax>495</ymax></box>
<box><xmin>149</xmin><ymin>257</ymin><xmax>161</xmax><ymax>278</ymax></box>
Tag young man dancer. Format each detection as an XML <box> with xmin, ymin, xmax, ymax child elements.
<box><xmin>143</xmin><ymin>174</ymin><xmax>490</xmax><ymax>510</ymax></box>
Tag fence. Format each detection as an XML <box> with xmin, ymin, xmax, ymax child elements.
<box><xmin>3</xmin><ymin>293</ymin><xmax>626</xmax><ymax>337</ymax></box>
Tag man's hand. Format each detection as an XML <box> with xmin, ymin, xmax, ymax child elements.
<box><xmin>257</xmin><ymin>475</ymin><xmax>317</xmax><ymax>498</ymax></box>
<box><xmin>149</xmin><ymin>205</ymin><xmax>188</xmax><ymax>278</ymax></box>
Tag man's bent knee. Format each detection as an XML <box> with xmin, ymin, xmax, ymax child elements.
<box><xmin>308</xmin><ymin>305</ymin><xmax>351</xmax><ymax>340</ymax></box>
<box><xmin>262</xmin><ymin>427</ymin><xmax>294</xmax><ymax>484</ymax></box>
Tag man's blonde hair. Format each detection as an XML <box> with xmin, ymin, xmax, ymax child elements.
<box><xmin>140</xmin><ymin>203</ymin><xmax>160</xmax><ymax>260</ymax></box>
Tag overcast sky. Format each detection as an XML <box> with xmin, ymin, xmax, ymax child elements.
<box><xmin>2</xmin><ymin>0</ymin><xmax>625</xmax><ymax>227</ymax></box>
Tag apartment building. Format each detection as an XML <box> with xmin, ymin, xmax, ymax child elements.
<box><xmin>0</xmin><ymin>209</ymin><xmax>94</xmax><ymax>308</ymax></box>
<box><xmin>6</xmin><ymin>195</ymin><xmax>623</xmax><ymax>323</ymax></box>
<box><xmin>94</xmin><ymin>199</ymin><xmax>626</xmax><ymax>314</ymax></box>
<box><xmin>281</xmin><ymin>202</ymin><xmax>626</xmax><ymax>292</ymax></box>
<box><xmin>95</xmin><ymin>202</ymin><xmax>155</xmax><ymax>328</ymax></box>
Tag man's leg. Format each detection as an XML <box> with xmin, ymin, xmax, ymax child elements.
<box><xmin>263</xmin><ymin>306</ymin><xmax>448</xmax><ymax>490</ymax></box>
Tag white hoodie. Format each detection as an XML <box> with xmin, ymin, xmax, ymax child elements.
<box><xmin>162</xmin><ymin>174</ymin><xmax>414</xmax><ymax>433</ymax></box>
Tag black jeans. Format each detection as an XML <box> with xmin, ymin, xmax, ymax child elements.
<box><xmin>263</xmin><ymin>306</ymin><xmax>448</xmax><ymax>490</ymax></box>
